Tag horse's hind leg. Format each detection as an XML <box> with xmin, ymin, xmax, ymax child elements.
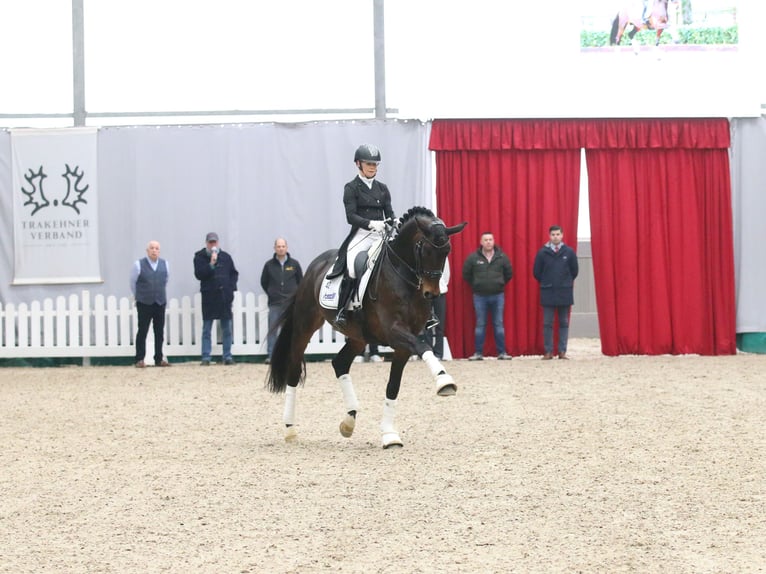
<box><xmin>332</xmin><ymin>339</ymin><xmax>366</xmax><ymax>438</ymax></box>
<box><xmin>283</xmin><ymin>386</ymin><xmax>298</xmax><ymax>441</ymax></box>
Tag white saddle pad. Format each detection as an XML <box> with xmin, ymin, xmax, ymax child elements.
<box><xmin>319</xmin><ymin>260</ymin><xmax>375</xmax><ymax>311</ymax></box>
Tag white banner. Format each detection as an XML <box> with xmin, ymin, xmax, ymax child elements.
<box><xmin>11</xmin><ymin>128</ymin><xmax>102</xmax><ymax>284</ymax></box>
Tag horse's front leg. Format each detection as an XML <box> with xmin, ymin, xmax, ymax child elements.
<box><xmin>388</xmin><ymin>323</ymin><xmax>457</xmax><ymax>397</ymax></box>
<box><xmin>332</xmin><ymin>339</ymin><xmax>366</xmax><ymax>438</ymax></box>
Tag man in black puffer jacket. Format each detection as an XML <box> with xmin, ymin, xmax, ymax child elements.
<box><xmin>462</xmin><ymin>231</ymin><xmax>514</xmax><ymax>360</ymax></box>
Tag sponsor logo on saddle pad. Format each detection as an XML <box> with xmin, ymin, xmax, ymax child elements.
<box><xmin>321</xmin><ymin>280</ymin><xmax>338</xmax><ymax>304</ymax></box>
<box><xmin>319</xmin><ymin>265</ymin><xmax>374</xmax><ymax>311</ymax></box>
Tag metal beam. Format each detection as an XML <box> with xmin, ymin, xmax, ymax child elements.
<box><xmin>72</xmin><ymin>0</ymin><xmax>86</xmax><ymax>126</ymax></box>
<box><xmin>373</xmin><ymin>0</ymin><xmax>386</xmax><ymax>119</ymax></box>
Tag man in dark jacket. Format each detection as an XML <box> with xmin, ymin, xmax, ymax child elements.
<box><xmin>533</xmin><ymin>225</ymin><xmax>579</xmax><ymax>360</ymax></box>
<box><xmin>260</xmin><ymin>237</ymin><xmax>302</xmax><ymax>362</ymax></box>
<box><xmin>194</xmin><ymin>232</ymin><xmax>239</xmax><ymax>365</ymax></box>
<box><xmin>462</xmin><ymin>232</ymin><xmax>514</xmax><ymax>360</ymax></box>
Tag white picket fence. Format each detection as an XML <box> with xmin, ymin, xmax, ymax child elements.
<box><xmin>0</xmin><ymin>291</ymin><xmax>345</xmax><ymax>360</ymax></box>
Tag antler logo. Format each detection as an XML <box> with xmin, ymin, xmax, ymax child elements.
<box><xmin>21</xmin><ymin>164</ymin><xmax>89</xmax><ymax>216</ymax></box>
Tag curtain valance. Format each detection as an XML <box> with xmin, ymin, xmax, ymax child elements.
<box><xmin>429</xmin><ymin>119</ymin><xmax>730</xmax><ymax>151</ymax></box>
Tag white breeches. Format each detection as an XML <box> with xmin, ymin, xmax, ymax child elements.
<box><xmin>346</xmin><ymin>228</ymin><xmax>384</xmax><ymax>279</ymax></box>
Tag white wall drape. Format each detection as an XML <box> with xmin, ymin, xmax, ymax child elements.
<box><xmin>0</xmin><ymin>120</ymin><xmax>432</xmax><ymax>304</ymax></box>
<box><xmin>730</xmin><ymin>117</ymin><xmax>766</xmax><ymax>334</ymax></box>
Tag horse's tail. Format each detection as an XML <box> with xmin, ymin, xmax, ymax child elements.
<box><xmin>609</xmin><ymin>13</ymin><xmax>620</xmax><ymax>45</ymax></box>
<box><xmin>265</xmin><ymin>296</ymin><xmax>306</xmax><ymax>394</ymax></box>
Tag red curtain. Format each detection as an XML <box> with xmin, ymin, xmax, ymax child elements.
<box><xmin>586</xmin><ymin>146</ymin><xmax>736</xmax><ymax>356</ymax></box>
<box><xmin>431</xmin><ymin>121</ymin><xmax>581</xmax><ymax>357</ymax></box>
<box><xmin>431</xmin><ymin>118</ymin><xmax>736</xmax><ymax>357</ymax></box>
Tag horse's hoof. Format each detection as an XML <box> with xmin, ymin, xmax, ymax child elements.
<box><xmin>437</xmin><ymin>384</ymin><xmax>457</xmax><ymax>397</ymax></box>
<box><xmin>339</xmin><ymin>414</ymin><xmax>356</xmax><ymax>438</ymax></box>
<box><xmin>284</xmin><ymin>426</ymin><xmax>298</xmax><ymax>442</ymax></box>
<box><xmin>436</xmin><ymin>373</ymin><xmax>457</xmax><ymax>396</ymax></box>
<box><xmin>381</xmin><ymin>432</ymin><xmax>403</xmax><ymax>449</ymax></box>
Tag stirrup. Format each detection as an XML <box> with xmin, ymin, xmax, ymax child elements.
<box><xmin>335</xmin><ymin>308</ymin><xmax>349</xmax><ymax>327</ymax></box>
<box><xmin>425</xmin><ymin>314</ymin><xmax>439</xmax><ymax>330</ymax></box>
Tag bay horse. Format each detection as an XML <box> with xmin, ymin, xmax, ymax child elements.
<box><xmin>610</xmin><ymin>0</ymin><xmax>675</xmax><ymax>47</ymax></box>
<box><xmin>266</xmin><ymin>207</ymin><xmax>467</xmax><ymax>448</ymax></box>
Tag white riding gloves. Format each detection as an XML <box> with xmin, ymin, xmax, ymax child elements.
<box><xmin>368</xmin><ymin>220</ymin><xmax>386</xmax><ymax>234</ymax></box>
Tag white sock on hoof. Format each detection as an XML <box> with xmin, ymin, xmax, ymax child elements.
<box><xmin>380</xmin><ymin>398</ymin><xmax>397</xmax><ymax>433</ymax></box>
<box><xmin>435</xmin><ymin>372</ymin><xmax>457</xmax><ymax>394</ymax></box>
<box><xmin>380</xmin><ymin>399</ymin><xmax>402</xmax><ymax>447</ymax></box>
<box><xmin>421</xmin><ymin>350</ymin><xmax>444</xmax><ymax>378</ymax></box>
<box><xmin>338</xmin><ymin>374</ymin><xmax>359</xmax><ymax>412</ymax></box>
<box><xmin>283</xmin><ymin>385</ymin><xmax>297</xmax><ymax>425</ymax></box>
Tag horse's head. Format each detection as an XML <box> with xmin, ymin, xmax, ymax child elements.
<box><xmin>394</xmin><ymin>207</ymin><xmax>467</xmax><ymax>299</ymax></box>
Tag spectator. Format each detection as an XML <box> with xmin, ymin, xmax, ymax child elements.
<box><xmin>130</xmin><ymin>240</ymin><xmax>170</xmax><ymax>368</ymax></box>
<box><xmin>260</xmin><ymin>237</ymin><xmax>303</xmax><ymax>363</ymax></box>
<box><xmin>353</xmin><ymin>343</ymin><xmax>384</xmax><ymax>363</ymax></box>
<box><xmin>193</xmin><ymin>232</ymin><xmax>239</xmax><ymax>366</ymax></box>
<box><xmin>533</xmin><ymin>225</ymin><xmax>579</xmax><ymax>360</ymax></box>
<box><xmin>430</xmin><ymin>258</ymin><xmax>450</xmax><ymax>359</ymax></box>
<box><xmin>462</xmin><ymin>232</ymin><xmax>513</xmax><ymax>360</ymax></box>
<box><xmin>368</xmin><ymin>344</ymin><xmax>383</xmax><ymax>362</ymax></box>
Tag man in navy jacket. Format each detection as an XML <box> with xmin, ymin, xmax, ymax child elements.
<box><xmin>533</xmin><ymin>225</ymin><xmax>579</xmax><ymax>360</ymax></box>
<box><xmin>194</xmin><ymin>232</ymin><xmax>239</xmax><ymax>365</ymax></box>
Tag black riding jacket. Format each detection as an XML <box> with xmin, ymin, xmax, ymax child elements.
<box><xmin>342</xmin><ymin>176</ymin><xmax>395</xmax><ymax>231</ymax></box>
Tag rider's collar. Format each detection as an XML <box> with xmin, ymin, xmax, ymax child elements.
<box><xmin>359</xmin><ymin>174</ymin><xmax>375</xmax><ymax>188</ymax></box>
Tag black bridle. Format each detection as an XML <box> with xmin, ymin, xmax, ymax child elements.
<box><xmin>367</xmin><ymin>216</ymin><xmax>451</xmax><ymax>302</ymax></box>
<box><xmin>378</xmin><ymin>228</ymin><xmax>448</xmax><ymax>290</ymax></box>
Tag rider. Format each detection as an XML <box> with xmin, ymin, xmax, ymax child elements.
<box><xmin>641</xmin><ymin>0</ymin><xmax>650</xmax><ymax>26</ymax></box>
<box><xmin>334</xmin><ymin>144</ymin><xmax>395</xmax><ymax>327</ymax></box>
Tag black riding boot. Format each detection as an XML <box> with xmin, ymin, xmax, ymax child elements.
<box><xmin>335</xmin><ymin>277</ymin><xmax>352</xmax><ymax>327</ymax></box>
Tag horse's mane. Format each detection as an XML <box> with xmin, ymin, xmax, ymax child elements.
<box><xmin>396</xmin><ymin>206</ymin><xmax>437</xmax><ymax>230</ymax></box>
<box><xmin>395</xmin><ymin>206</ymin><xmax>448</xmax><ymax>246</ymax></box>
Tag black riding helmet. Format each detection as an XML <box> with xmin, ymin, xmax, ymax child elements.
<box><xmin>354</xmin><ymin>144</ymin><xmax>381</xmax><ymax>164</ymax></box>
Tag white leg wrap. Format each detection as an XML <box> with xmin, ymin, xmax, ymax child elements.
<box><xmin>421</xmin><ymin>350</ymin><xmax>443</xmax><ymax>377</ymax></box>
<box><xmin>423</xmin><ymin>350</ymin><xmax>457</xmax><ymax>395</ymax></box>
<box><xmin>338</xmin><ymin>374</ymin><xmax>359</xmax><ymax>412</ymax></box>
<box><xmin>380</xmin><ymin>399</ymin><xmax>403</xmax><ymax>448</ymax></box>
<box><xmin>283</xmin><ymin>385</ymin><xmax>297</xmax><ymax>425</ymax></box>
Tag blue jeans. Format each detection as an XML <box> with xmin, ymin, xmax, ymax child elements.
<box><xmin>473</xmin><ymin>293</ymin><xmax>506</xmax><ymax>356</ymax></box>
<box><xmin>201</xmin><ymin>318</ymin><xmax>233</xmax><ymax>361</ymax></box>
<box><xmin>543</xmin><ymin>306</ymin><xmax>570</xmax><ymax>354</ymax></box>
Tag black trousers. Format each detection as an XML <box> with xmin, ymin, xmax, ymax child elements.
<box><xmin>418</xmin><ymin>294</ymin><xmax>447</xmax><ymax>358</ymax></box>
<box><xmin>431</xmin><ymin>294</ymin><xmax>447</xmax><ymax>358</ymax></box>
<box><xmin>135</xmin><ymin>302</ymin><xmax>166</xmax><ymax>363</ymax></box>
